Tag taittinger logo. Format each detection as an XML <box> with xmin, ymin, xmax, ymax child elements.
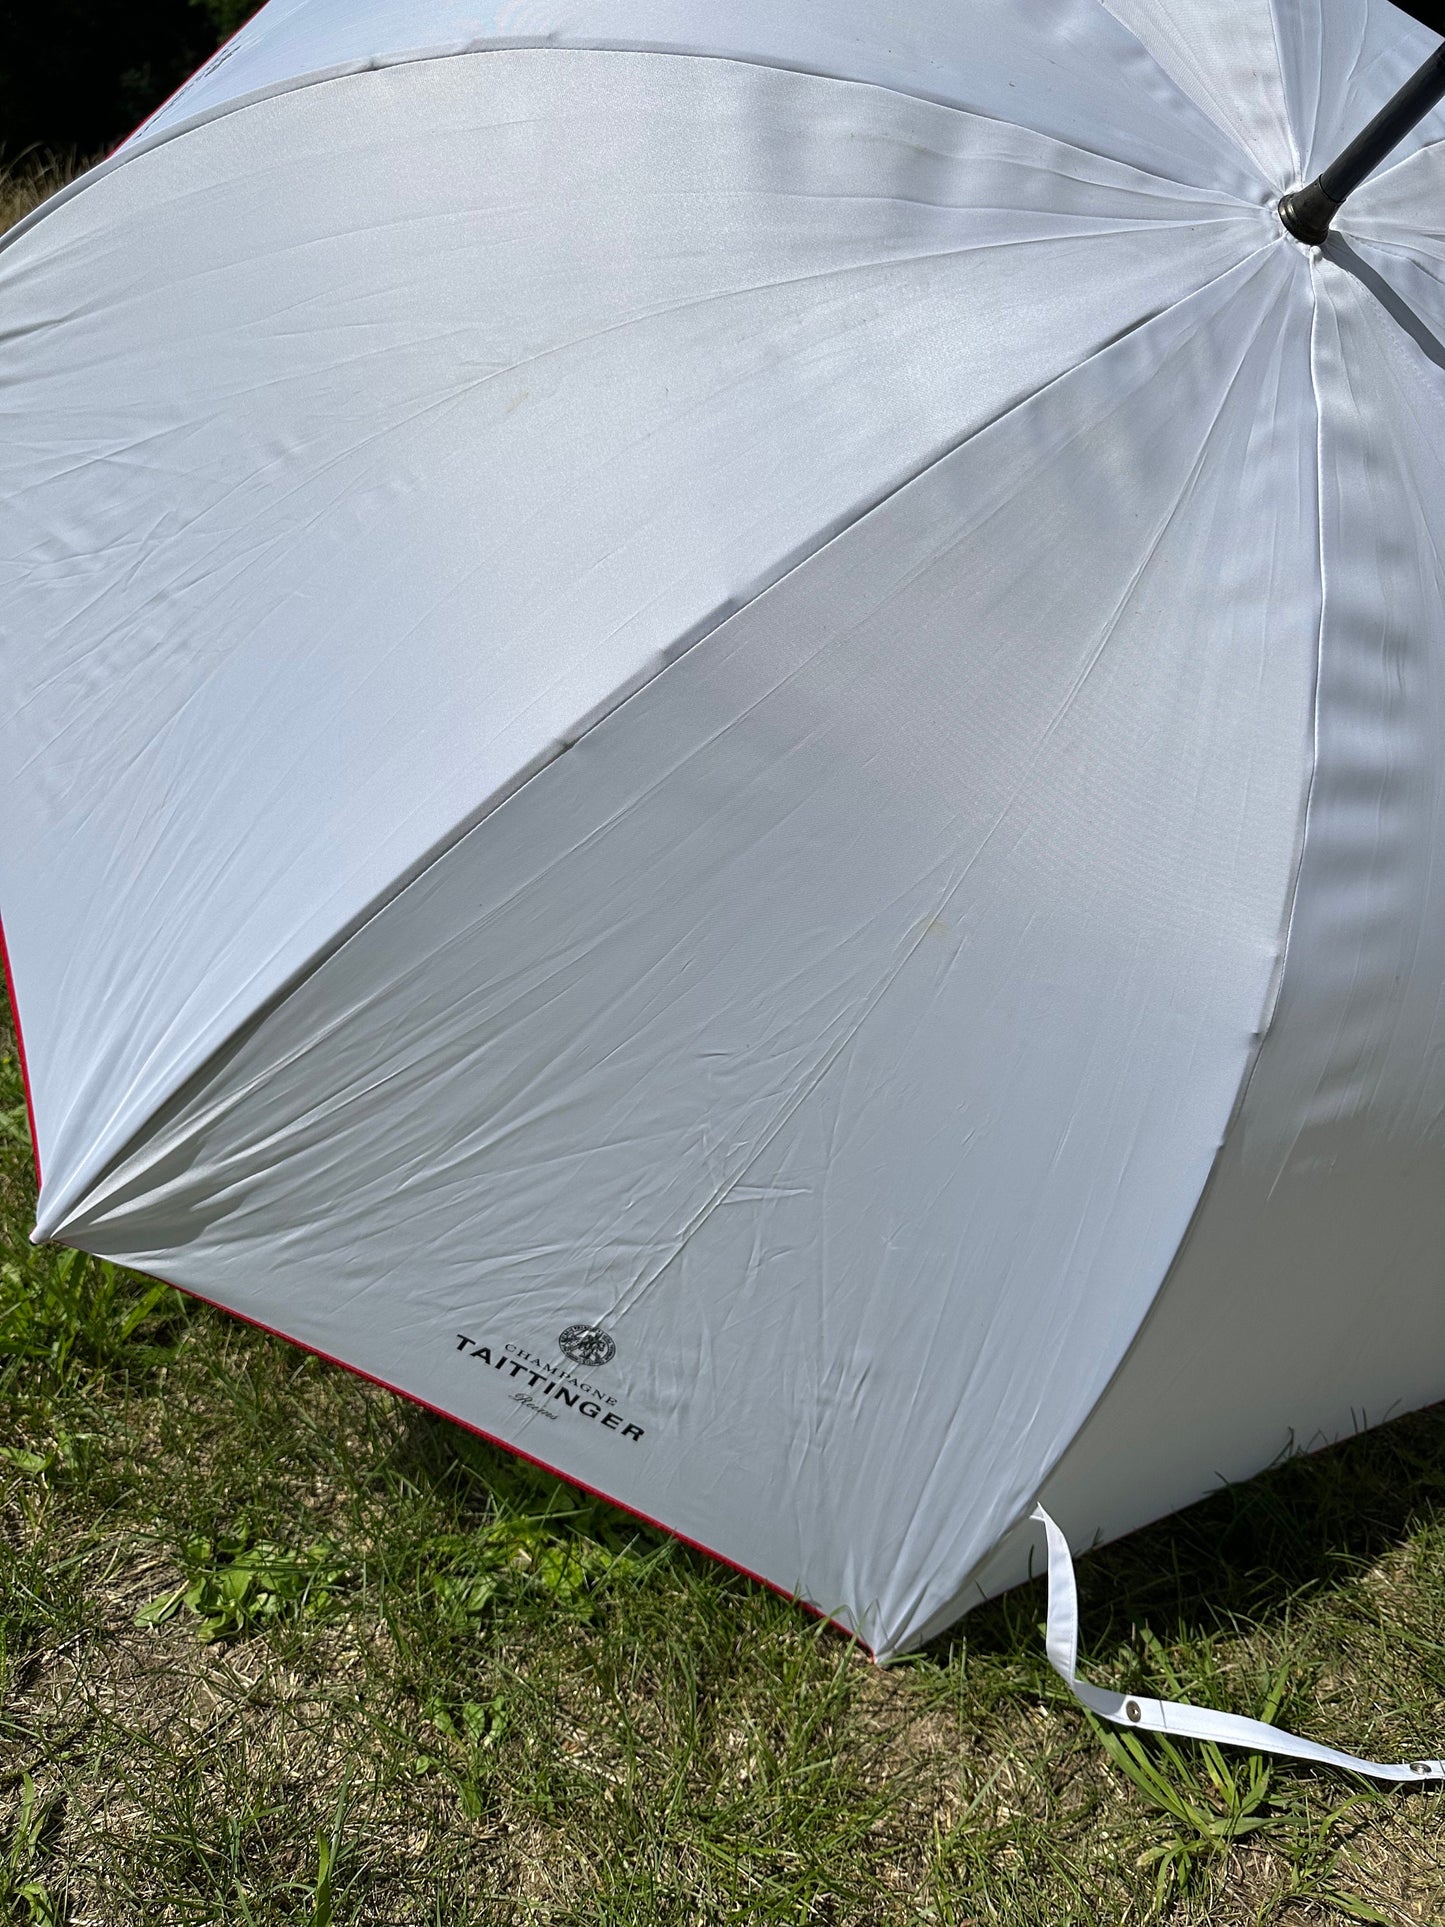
<box><xmin>558</xmin><ymin>1324</ymin><xmax>615</xmax><ymax>1367</ymax></box>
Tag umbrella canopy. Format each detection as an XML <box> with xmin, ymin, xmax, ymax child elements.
<box><xmin>4</xmin><ymin>0</ymin><xmax>1445</xmax><ymax>1661</ymax></box>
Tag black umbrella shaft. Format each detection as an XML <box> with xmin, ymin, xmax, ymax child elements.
<box><xmin>1279</xmin><ymin>40</ymin><xmax>1445</xmax><ymax>243</ymax></box>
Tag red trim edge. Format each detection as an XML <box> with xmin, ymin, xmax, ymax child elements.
<box><xmin>129</xmin><ymin>1268</ymin><xmax>875</xmax><ymax>1659</ymax></box>
<box><xmin>0</xmin><ymin>916</ymin><xmax>868</xmax><ymax>1652</ymax></box>
<box><xmin>0</xmin><ymin>917</ymin><xmax>41</xmax><ymax>1189</ymax></box>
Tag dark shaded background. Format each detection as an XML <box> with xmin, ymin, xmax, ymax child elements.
<box><xmin>0</xmin><ymin>0</ymin><xmax>263</xmax><ymax>161</ymax></box>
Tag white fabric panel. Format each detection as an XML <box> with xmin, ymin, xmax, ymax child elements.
<box><xmin>125</xmin><ymin>0</ymin><xmax>1264</xmax><ymax>200</ymax></box>
<box><xmin>0</xmin><ymin>48</ymin><xmax>1268</xmax><ymax>1239</ymax></box>
<box><xmin>54</xmin><ymin>250</ymin><xmax>1319</xmax><ymax>1656</ymax></box>
<box><xmin>1331</xmin><ymin>136</ymin><xmax>1445</xmax><ymax>340</ymax></box>
<box><xmin>1269</xmin><ymin>0</ymin><xmax>1445</xmax><ymax>185</ymax></box>
<box><xmin>964</xmin><ymin>245</ymin><xmax>1445</xmax><ymax>1621</ymax></box>
<box><xmin>1102</xmin><ymin>0</ymin><xmax>1445</xmax><ymax>194</ymax></box>
<box><xmin>1100</xmin><ymin>0</ymin><xmax>1297</xmax><ymax>185</ymax></box>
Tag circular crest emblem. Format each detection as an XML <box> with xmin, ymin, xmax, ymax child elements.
<box><xmin>558</xmin><ymin>1324</ymin><xmax>616</xmax><ymax>1368</ymax></box>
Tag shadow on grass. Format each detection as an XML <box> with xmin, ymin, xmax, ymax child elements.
<box><xmin>949</xmin><ymin>1399</ymin><xmax>1445</xmax><ymax>1666</ymax></box>
<box><xmin>388</xmin><ymin>1343</ymin><xmax>1445</xmax><ymax>1675</ymax></box>
<box><xmin>381</xmin><ymin>1399</ymin><xmax>712</xmax><ymax>1585</ymax></box>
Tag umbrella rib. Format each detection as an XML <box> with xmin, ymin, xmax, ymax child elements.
<box><xmin>893</xmin><ymin>247</ymin><xmax>1324</xmax><ymax>1649</ymax></box>
<box><xmin>0</xmin><ymin>41</ymin><xmax>1255</xmax><ymax>264</ymax></box>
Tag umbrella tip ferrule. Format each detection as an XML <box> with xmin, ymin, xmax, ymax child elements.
<box><xmin>1278</xmin><ymin>181</ymin><xmax>1340</xmax><ymax>247</ymax></box>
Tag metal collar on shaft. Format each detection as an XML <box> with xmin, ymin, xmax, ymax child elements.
<box><xmin>1278</xmin><ymin>179</ymin><xmax>1343</xmax><ymax>245</ymax></box>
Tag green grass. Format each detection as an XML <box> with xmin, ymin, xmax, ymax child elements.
<box><xmin>4</xmin><ymin>1024</ymin><xmax>1445</xmax><ymax>1923</ymax></box>
<box><xmin>4</xmin><ymin>165</ymin><xmax>1445</xmax><ymax>1926</ymax></box>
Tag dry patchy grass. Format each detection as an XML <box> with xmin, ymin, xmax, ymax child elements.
<box><xmin>0</xmin><ymin>151</ymin><xmax>89</xmax><ymax>238</ymax></box>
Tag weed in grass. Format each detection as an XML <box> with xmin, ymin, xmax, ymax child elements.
<box><xmin>1</xmin><ymin>1772</ymin><xmax>62</xmax><ymax>1925</ymax></box>
<box><xmin>0</xmin><ymin>1247</ymin><xmax>189</xmax><ymax>1385</ymax></box>
<box><xmin>1090</xmin><ymin>1715</ymin><xmax>1390</xmax><ymax>1919</ymax></box>
<box><xmin>136</xmin><ymin>1533</ymin><xmax>353</xmax><ymax>1643</ymax></box>
<box><xmin>419</xmin><ymin>1693</ymin><xmax>510</xmax><ymax>1818</ymax></box>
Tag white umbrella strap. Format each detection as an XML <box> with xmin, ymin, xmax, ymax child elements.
<box><xmin>1032</xmin><ymin>1505</ymin><xmax>1444</xmax><ymax>1783</ymax></box>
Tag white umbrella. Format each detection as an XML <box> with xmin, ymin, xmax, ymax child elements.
<box><xmin>5</xmin><ymin>0</ymin><xmax>1445</xmax><ymax>1768</ymax></box>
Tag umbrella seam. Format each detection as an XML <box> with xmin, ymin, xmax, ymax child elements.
<box><xmin>0</xmin><ymin>41</ymin><xmax>1264</xmax><ymax>266</ymax></box>
<box><xmin>900</xmin><ymin>243</ymin><xmax>1329</xmax><ymax>1651</ymax></box>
